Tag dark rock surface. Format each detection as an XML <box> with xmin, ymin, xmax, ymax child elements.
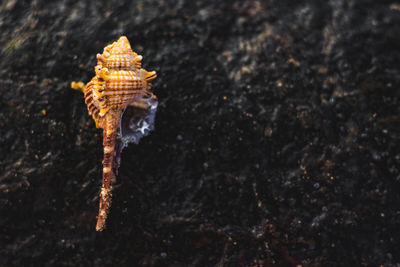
<box><xmin>1</xmin><ymin>0</ymin><xmax>399</xmax><ymax>266</ymax></box>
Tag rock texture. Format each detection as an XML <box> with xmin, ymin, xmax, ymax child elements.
<box><xmin>0</xmin><ymin>0</ymin><xmax>399</xmax><ymax>265</ymax></box>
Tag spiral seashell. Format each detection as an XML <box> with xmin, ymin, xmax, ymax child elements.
<box><xmin>71</xmin><ymin>36</ymin><xmax>158</xmax><ymax>231</ymax></box>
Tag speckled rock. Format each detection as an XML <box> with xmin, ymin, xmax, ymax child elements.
<box><xmin>0</xmin><ymin>0</ymin><xmax>399</xmax><ymax>265</ymax></box>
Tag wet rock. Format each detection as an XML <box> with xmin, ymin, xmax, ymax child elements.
<box><xmin>0</xmin><ymin>0</ymin><xmax>399</xmax><ymax>265</ymax></box>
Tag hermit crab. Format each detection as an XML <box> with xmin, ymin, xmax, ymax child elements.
<box><xmin>71</xmin><ymin>36</ymin><xmax>158</xmax><ymax>231</ymax></box>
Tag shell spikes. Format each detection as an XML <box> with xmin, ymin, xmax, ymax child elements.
<box><xmin>71</xmin><ymin>36</ymin><xmax>158</xmax><ymax>231</ymax></box>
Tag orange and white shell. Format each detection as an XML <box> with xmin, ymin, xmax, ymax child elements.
<box><xmin>71</xmin><ymin>36</ymin><xmax>158</xmax><ymax>231</ymax></box>
<box><xmin>80</xmin><ymin>36</ymin><xmax>157</xmax><ymax>129</ymax></box>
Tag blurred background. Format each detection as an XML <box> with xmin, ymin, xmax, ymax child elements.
<box><xmin>0</xmin><ymin>0</ymin><xmax>399</xmax><ymax>266</ymax></box>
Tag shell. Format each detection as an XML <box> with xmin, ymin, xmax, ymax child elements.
<box><xmin>71</xmin><ymin>36</ymin><xmax>158</xmax><ymax>231</ymax></box>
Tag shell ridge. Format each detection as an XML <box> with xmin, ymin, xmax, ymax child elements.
<box><xmin>71</xmin><ymin>36</ymin><xmax>158</xmax><ymax>231</ymax></box>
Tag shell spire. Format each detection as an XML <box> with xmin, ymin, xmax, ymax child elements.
<box><xmin>71</xmin><ymin>36</ymin><xmax>158</xmax><ymax>231</ymax></box>
<box><xmin>96</xmin><ymin>36</ymin><xmax>143</xmax><ymax>72</ymax></box>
